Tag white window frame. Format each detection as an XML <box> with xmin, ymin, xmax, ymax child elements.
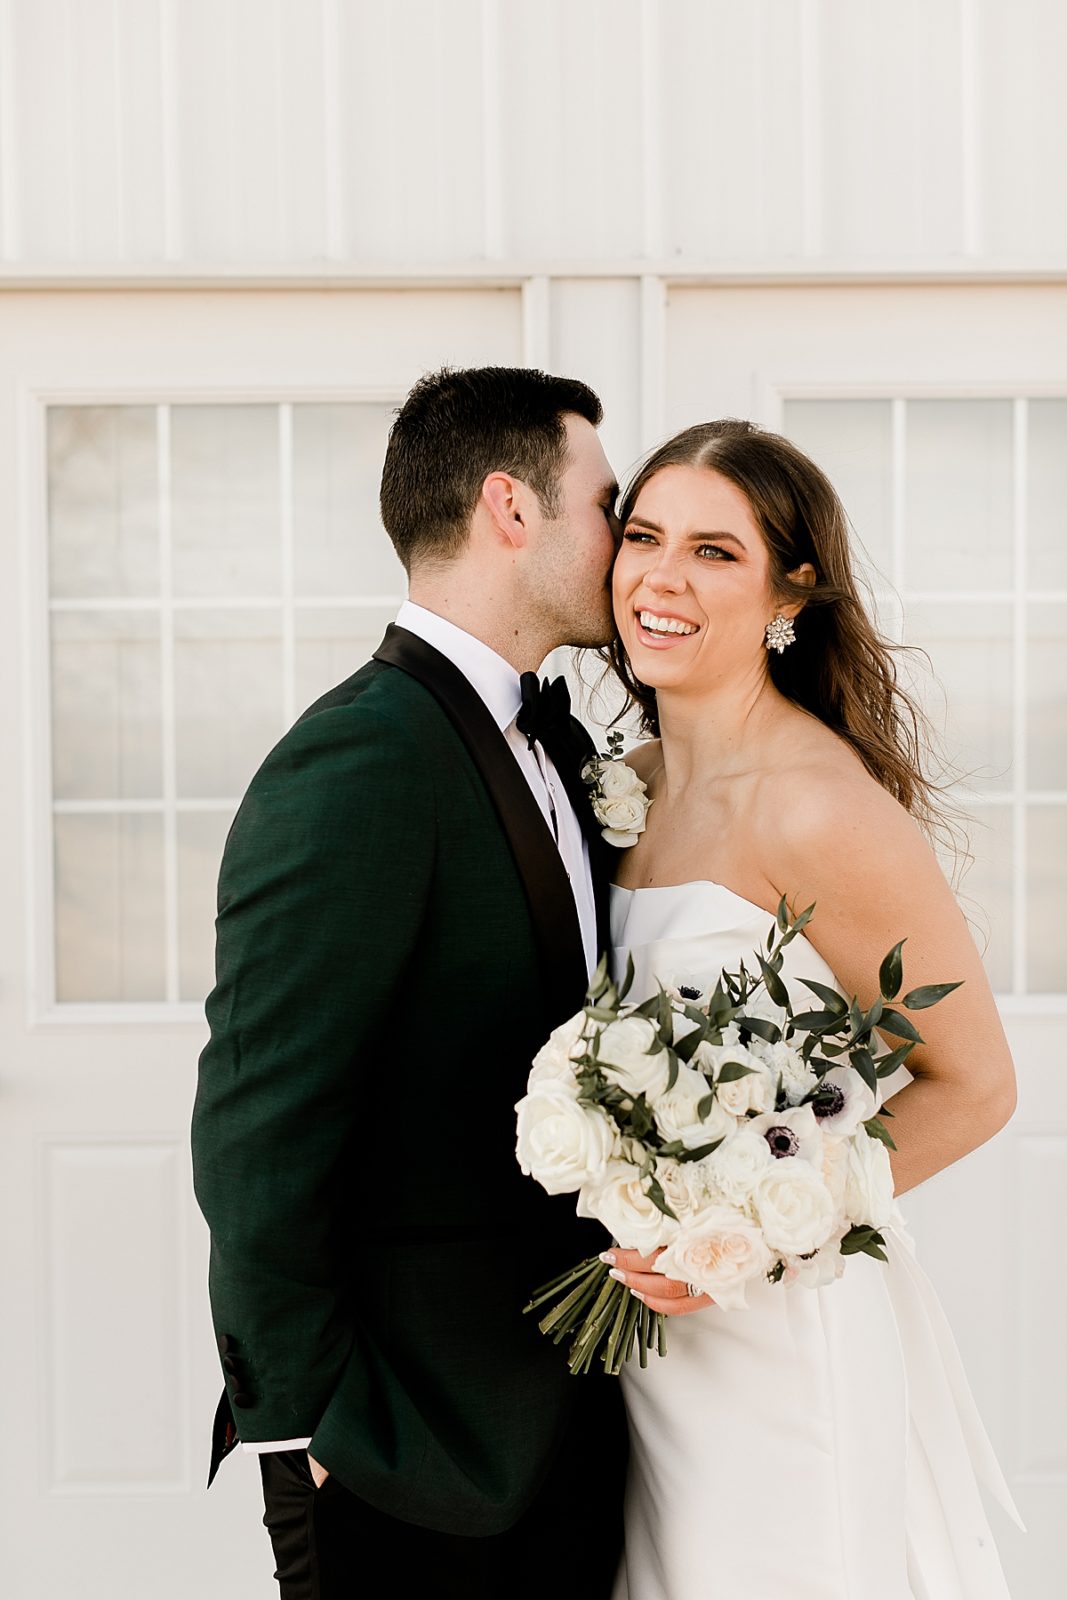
<box><xmin>766</xmin><ymin>378</ymin><xmax>1067</xmax><ymax>1018</ymax></box>
<box><xmin>23</xmin><ymin>384</ymin><xmax>407</xmax><ymax>1026</ymax></box>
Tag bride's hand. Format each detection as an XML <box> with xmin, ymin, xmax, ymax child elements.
<box><xmin>603</xmin><ymin>1248</ymin><xmax>711</xmax><ymax>1316</ymax></box>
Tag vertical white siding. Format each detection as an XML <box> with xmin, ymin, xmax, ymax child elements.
<box><xmin>1</xmin><ymin>0</ymin><xmax>1064</xmax><ymax>271</ymax></box>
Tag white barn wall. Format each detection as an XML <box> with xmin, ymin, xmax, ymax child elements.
<box><xmin>1</xmin><ymin>0</ymin><xmax>1065</xmax><ymax>273</ymax></box>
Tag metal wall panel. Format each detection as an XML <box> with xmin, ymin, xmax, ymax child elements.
<box><xmin>1</xmin><ymin>0</ymin><xmax>1065</xmax><ymax>271</ymax></box>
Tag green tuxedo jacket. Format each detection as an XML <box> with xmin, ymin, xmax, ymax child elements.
<box><xmin>191</xmin><ymin>625</ymin><xmax>622</xmax><ymax>1536</ymax></box>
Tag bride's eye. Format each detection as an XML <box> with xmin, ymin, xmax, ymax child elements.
<box><xmin>697</xmin><ymin>543</ymin><xmax>736</xmax><ymax>562</ymax></box>
<box><xmin>623</xmin><ymin>529</ymin><xmax>656</xmax><ymax>545</ymax></box>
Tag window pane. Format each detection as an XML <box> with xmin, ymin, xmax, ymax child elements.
<box><xmin>1028</xmin><ymin>807</ymin><xmax>1067</xmax><ymax>993</ymax></box>
<box><xmin>47</xmin><ymin>406</ymin><xmax>158</xmax><ymax>598</ymax></box>
<box><xmin>904</xmin><ymin>400</ymin><xmax>1013</xmax><ymax>591</ymax></box>
<box><xmin>51</xmin><ymin>610</ymin><xmax>162</xmax><ymax>800</ymax></box>
<box><xmin>174</xmin><ymin>609</ymin><xmax>283</xmax><ymax>799</ymax></box>
<box><xmin>292</xmin><ymin>403</ymin><xmax>406</xmax><ymax>597</ymax></box>
<box><xmin>1027</xmin><ymin>602</ymin><xmax>1067</xmax><ymax>790</ymax></box>
<box><xmin>905</xmin><ymin>602</ymin><xmax>1013</xmax><ymax>793</ymax></box>
<box><xmin>170</xmin><ymin>405</ymin><xmax>280</xmax><ymax>597</ymax></box>
<box><xmin>1028</xmin><ymin>400</ymin><xmax>1067</xmax><ymax>592</ymax></box>
<box><xmin>782</xmin><ymin>399</ymin><xmax>894</xmax><ymax>582</ymax></box>
<box><xmin>958</xmin><ymin>805</ymin><xmax>1013</xmax><ymax>995</ymax></box>
<box><xmin>293</xmin><ymin>603</ymin><xmax>397</xmax><ymax>713</ymax></box>
<box><xmin>54</xmin><ymin>813</ymin><xmax>165</xmax><ymax>1001</ymax></box>
<box><xmin>177</xmin><ymin>809</ymin><xmax>231</xmax><ymax>1004</ymax></box>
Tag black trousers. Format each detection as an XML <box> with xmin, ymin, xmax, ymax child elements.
<box><xmin>259</xmin><ymin>1410</ymin><xmax>626</xmax><ymax>1600</ymax></box>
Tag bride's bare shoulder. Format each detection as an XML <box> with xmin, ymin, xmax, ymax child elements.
<box><xmin>760</xmin><ymin>743</ymin><xmax>931</xmax><ymax>898</ymax></box>
<box><xmin>623</xmin><ymin>737</ymin><xmax>663</xmax><ymax>784</ymax></box>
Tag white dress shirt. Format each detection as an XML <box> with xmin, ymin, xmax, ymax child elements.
<box><xmin>244</xmin><ymin>602</ymin><xmax>598</xmax><ymax>1456</ymax></box>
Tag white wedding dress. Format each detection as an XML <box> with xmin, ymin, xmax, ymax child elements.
<box><xmin>608</xmin><ymin>881</ymin><xmax>1022</xmax><ymax>1600</ymax></box>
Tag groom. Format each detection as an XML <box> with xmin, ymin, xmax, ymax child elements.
<box><xmin>191</xmin><ymin>366</ymin><xmax>628</xmax><ymax>1596</ymax></box>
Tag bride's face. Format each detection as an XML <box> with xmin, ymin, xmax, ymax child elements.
<box><xmin>612</xmin><ymin>463</ymin><xmax>782</xmax><ymax>694</ymax></box>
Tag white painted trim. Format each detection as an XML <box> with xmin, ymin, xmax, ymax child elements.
<box><xmin>157</xmin><ymin>406</ymin><xmax>179</xmax><ymax>1005</ymax></box>
<box><xmin>799</xmin><ymin>0</ymin><xmax>823</xmax><ymax>258</ymax></box>
<box><xmin>0</xmin><ymin>0</ymin><xmax>20</xmax><ymax>259</ymax></box>
<box><xmin>891</xmin><ymin>398</ymin><xmax>907</xmax><ymax>602</ymax></box>
<box><xmin>110</xmin><ymin>0</ymin><xmax>126</xmax><ymax>261</ymax></box>
<box><xmin>521</xmin><ymin>275</ymin><xmax>550</xmax><ymax>369</ymax></box>
<box><xmin>18</xmin><ymin>390</ymin><xmax>51</xmax><ymax>1026</ymax></box>
<box><xmin>33</xmin><ymin>1000</ymin><xmax>207</xmax><ymax>1028</ymax></box>
<box><xmin>772</xmin><ymin>380</ymin><xmax>1067</xmax><ymax>402</ymax></box>
<box><xmin>2</xmin><ymin>260</ymin><xmax>1067</xmax><ymax>288</ymax></box>
<box><xmin>158</xmin><ymin>0</ymin><xmax>182</xmax><ymax>260</ymax></box>
<box><xmin>53</xmin><ymin>798</ymin><xmax>240</xmax><ymax>814</ymax></box>
<box><xmin>1011</xmin><ymin>398</ymin><xmax>1028</xmax><ymax>997</ymax></box>
<box><xmin>479</xmin><ymin>0</ymin><xmax>503</xmax><ymax>259</ymax></box>
<box><xmin>49</xmin><ymin>593</ymin><xmax>403</xmax><ymax>612</ymax></box>
<box><xmin>959</xmin><ymin>0</ymin><xmax>983</xmax><ymax>257</ymax></box>
<box><xmin>279</xmin><ymin>403</ymin><xmax>295</xmax><ymax>728</ymax></box>
<box><xmin>28</xmin><ymin>383</ymin><xmax>407</xmax><ymax>407</ymax></box>
<box><xmin>639</xmin><ymin>0</ymin><xmax>664</xmax><ymax>260</ymax></box>
<box><xmin>639</xmin><ymin>273</ymin><xmax>666</xmax><ymax>448</ymax></box>
<box><xmin>320</xmin><ymin>0</ymin><xmax>345</xmax><ymax>259</ymax></box>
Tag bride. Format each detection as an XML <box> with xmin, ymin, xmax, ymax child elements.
<box><xmin>598</xmin><ymin>420</ymin><xmax>1021</xmax><ymax>1598</ymax></box>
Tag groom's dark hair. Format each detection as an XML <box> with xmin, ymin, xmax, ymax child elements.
<box><xmin>380</xmin><ymin>365</ymin><xmax>603</xmax><ymax>570</ymax></box>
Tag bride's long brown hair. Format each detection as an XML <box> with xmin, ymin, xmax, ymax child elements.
<box><xmin>604</xmin><ymin>418</ymin><xmax>954</xmax><ymax>849</ymax></box>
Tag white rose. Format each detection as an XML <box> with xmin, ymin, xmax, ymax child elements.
<box><xmin>753</xmin><ymin>1157</ymin><xmax>837</xmax><ymax>1256</ymax></box>
<box><xmin>656</xmin><ymin>1158</ymin><xmax>701</xmax><ymax>1223</ymax></box>
<box><xmin>578</xmin><ymin>1160</ymin><xmax>678</xmax><ymax>1253</ymax></box>
<box><xmin>783</xmin><ymin>1234</ymin><xmax>847</xmax><ymax>1288</ymax></box>
<box><xmin>738</xmin><ymin>984</ymin><xmax>789</xmax><ymax>1035</ymax></box>
<box><xmin>598</xmin><ymin>760</ymin><xmax>647</xmax><ymax>800</ymax></box>
<box><xmin>515</xmin><ymin>1082</ymin><xmax>617</xmax><ymax>1194</ymax></box>
<box><xmin>528</xmin><ymin>1011</ymin><xmax>590</xmax><ymax>1087</ymax></box>
<box><xmin>845</xmin><ymin>1128</ymin><xmax>895</xmax><ymax>1228</ymax></box>
<box><xmin>656</xmin><ymin>1207</ymin><xmax>772</xmax><ymax>1310</ymax></box>
<box><xmin>808</xmin><ymin>1065</ymin><xmax>877</xmax><ymax>1138</ymax></box>
<box><xmin>746</xmin><ymin>1104</ymin><xmax>823</xmax><ymax>1167</ymax></box>
<box><xmin>694</xmin><ymin>1040</ymin><xmax>775</xmax><ymax>1115</ymax></box>
<box><xmin>751</xmin><ymin>1039</ymin><xmax>818</xmax><ymax>1106</ymax></box>
<box><xmin>821</xmin><ymin>1135</ymin><xmax>850</xmax><ymax>1211</ymax></box>
<box><xmin>654</xmin><ymin>1064</ymin><xmax>732</xmax><ymax>1149</ymax></box>
<box><xmin>707</xmin><ymin>1127</ymin><xmax>774</xmax><ymax>1209</ymax></box>
<box><xmin>594</xmin><ymin>791</ymin><xmax>649</xmax><ymax>847</ymax></box>
<box><xmin>674</xmin><ymin>1154</ymin><xmax>729</xmax><ymax>1212</ymax></box>
<box><xmin>597</xmin><ymin>1016</ymin><xmax>670</xmax><ymax>1101</ymax></box>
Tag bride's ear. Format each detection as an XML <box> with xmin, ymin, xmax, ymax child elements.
<box><xmin>778</xmin><ymin>562</ymin><xmax>817</xmax><ymax>618</ymax></box>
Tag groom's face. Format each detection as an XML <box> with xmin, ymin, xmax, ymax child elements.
<box><xmin>530</xmin><ymin>414</ymin><xmax>619</xmax><ymax>649</ymax></box>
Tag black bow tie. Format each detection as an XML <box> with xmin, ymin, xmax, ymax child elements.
<box><xmin>516</xmin><ymin>672</ymin><xmax>572</xmax><ymax>756</ymax></box>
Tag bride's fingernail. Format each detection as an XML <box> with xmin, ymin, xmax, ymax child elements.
<box><xmin>599</xmin><ymin>1251</ymin><xmax>616</xmax><ymax>1266</ymax></box>
<box><xmin>632</xmin><ymin>1291</ymin><xmax>647</xmax><ymax>1304</ymax></box>
<box><xmin>608</xmin><ymin>1268</ymin><xmax>625</xmax><ymax>1283</ymax></box>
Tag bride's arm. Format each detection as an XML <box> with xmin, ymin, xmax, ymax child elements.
<box><xmin>776</xmin><ymin>771</ymin><xmax>1017</xmax><ymax>1197</ymax></box>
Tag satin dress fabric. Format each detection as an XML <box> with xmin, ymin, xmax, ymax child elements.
<box><xmin>608</xmin><ymin>881</ymin><xmax>1022</xmax><ymax>1600</ymax></box>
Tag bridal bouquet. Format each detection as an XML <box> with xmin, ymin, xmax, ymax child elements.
<box><xmin>515</xmin><ymin>899</ymin><xmax>959</xmax><ymax>1375</ymax></box>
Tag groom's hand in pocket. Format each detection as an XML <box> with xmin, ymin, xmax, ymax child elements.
<box><xmin>603</xmin><ymin>1248</ymin><xmax>712</xmax><ymax>1316</ymax></box>
<box><xmin>307</xmin><ymin>1452</ymin><xmax>330</xmax><ymax>1489</ymax></box>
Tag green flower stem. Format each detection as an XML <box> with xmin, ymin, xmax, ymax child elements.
<box><xmin>637</xmin><ymin>1304</ymin><xmax>649</xmax><ymax>1367</ymax></box>
<box><xmin>538</xmin><ymin>1270</ymin><xmax>607</xmax><ymax>1342</ymax></box>
<box><xmin>569</xmin><ymin>1275</ymin><xmax>623</xmax><ymax>1375</ymax></box>
<box><xmin>524</xmin><ymin>1254</ymin><xmax>603</xmax><ymax>1313</ymax></box>
<box><xmin>602</xmin><ymin>1279</ymin><xmax>635</xmax><ymax>1374</ymax></box>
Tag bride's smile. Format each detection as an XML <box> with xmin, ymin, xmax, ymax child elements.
<box><xmin>613</xmin><ymin>462</ymin><xmax>808</xmax><ymax>693</ymax></box>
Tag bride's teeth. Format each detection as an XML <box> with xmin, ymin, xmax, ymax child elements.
<box><xmin>639</xmin><ymin>610</ymin><xmax>695</xmax><ymax>636</ymax></box>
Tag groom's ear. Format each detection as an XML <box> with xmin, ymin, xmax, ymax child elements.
<box><xmin>481</xmin><ymin>471</ymin><xmax>533</xmax><ymax>550</ymax></box>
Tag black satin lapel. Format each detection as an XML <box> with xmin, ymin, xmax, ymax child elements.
<box><xmin>550</xmin><ymin>719</ymin><xmax>614</xmax><ymax>964</ymax></box>
<box><xmin>373</xmin><ymin>626</ymin><xmax>587</xmax><ymax>1014</ymax></box>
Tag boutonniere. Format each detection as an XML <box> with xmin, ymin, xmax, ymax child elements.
<box><xmin>581</xmin><ymin>732</ymin><xmax>652</xmax><ymax>848</ymax></box>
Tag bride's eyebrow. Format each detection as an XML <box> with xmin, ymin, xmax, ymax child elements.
<box><xmin>626</xmin><ymin>515</ymin><xmax>747</xmax><ymax>550</ymax></box>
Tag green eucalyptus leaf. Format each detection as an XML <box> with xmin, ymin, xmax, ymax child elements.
<box><xmin>737</xmin><ymin>1015</ymin><xmax>781</xmax><ymax>1044</ymax></box>
<box><xmin>586</xmin><ymin>1005</ymin><xmax>619</xmax><ymax>1023</ymax></box>
<box><xmin>840</xmin><ymin>1224</ymin><xmax>888</xmax><ymax>1261</ymax></box>
<box><xmin>696</xmin><ymin>1092</ymin><xmax>717</xmax><ymax>1120</ymax></box>
<box><xmin>677</xmin><ymin>1137</ymin><xmax>724</xmax><ymax>1162</ymax></box>
<box><xmin>790</xmin><ymin>1008</ymin><xmax>841</xmax><ymax>1032</ymax></box>
<box><xmin>878</xmin><ymin>939</ymin><xmax>906</xmax><ymax>1001</ymax></box>
<box><xmin>850</xmin><ymin>1047</ymin><xmax>878</xmax><ymax>1095</ymax></box>
<box><xmin>716</xmin><ymin>1061</ymin><xmax>759</xmax><ymax>1083</ymax></box>
<box><xmin>798</xmin><ymin>978</ymin><xmax>848</xmax><ymax>1015</ymax></box>
<box><xmin>863</xmin><ymin>1116</ymin><xmax>897</xmax><ymax>1151</ymax></box>
<box><xmin>875</xmin><ymin>1041</ymin><xmax>914</xmax><ymax>1077</ymax></box>
<box><xmin>902</xmin><ymin>980</ymin><xmax>964</xmax><ymax>1010</ymax></box>
<box><xmin>758</xmin><ymin>954</ymin><xmax>791</xmax><ymax>1010</ymax></box>
<box><xmin>645</xmin><ymin>1174</ymin><xmax>679</xmax><ymax>1222</ymax></box>
<box><xmin>879</xmin><ymin>1008</ymin><xmax>925</xmax><ymax>1043</ymax></box>
<box><xmin>776</xmin><ymin>895</ymin><xmax>790</xmax><ymax>934</ymax></box>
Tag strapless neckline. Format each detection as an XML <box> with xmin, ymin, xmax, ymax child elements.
<box><xmin>610</xmin><ymin>879</ymin><xmax>779</xmax><ymax>926</ymax></box>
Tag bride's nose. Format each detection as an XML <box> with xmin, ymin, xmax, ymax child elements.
<box><xmin>644</xmin><ymin>545</ymin><xmax>687</xmax><ymax>594</ymax></box>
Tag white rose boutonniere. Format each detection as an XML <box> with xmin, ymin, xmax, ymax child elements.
<box><xmin>581</xmin><ymin>731</ymin><xmax>652</xmax><ymax>848</ymax></box>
